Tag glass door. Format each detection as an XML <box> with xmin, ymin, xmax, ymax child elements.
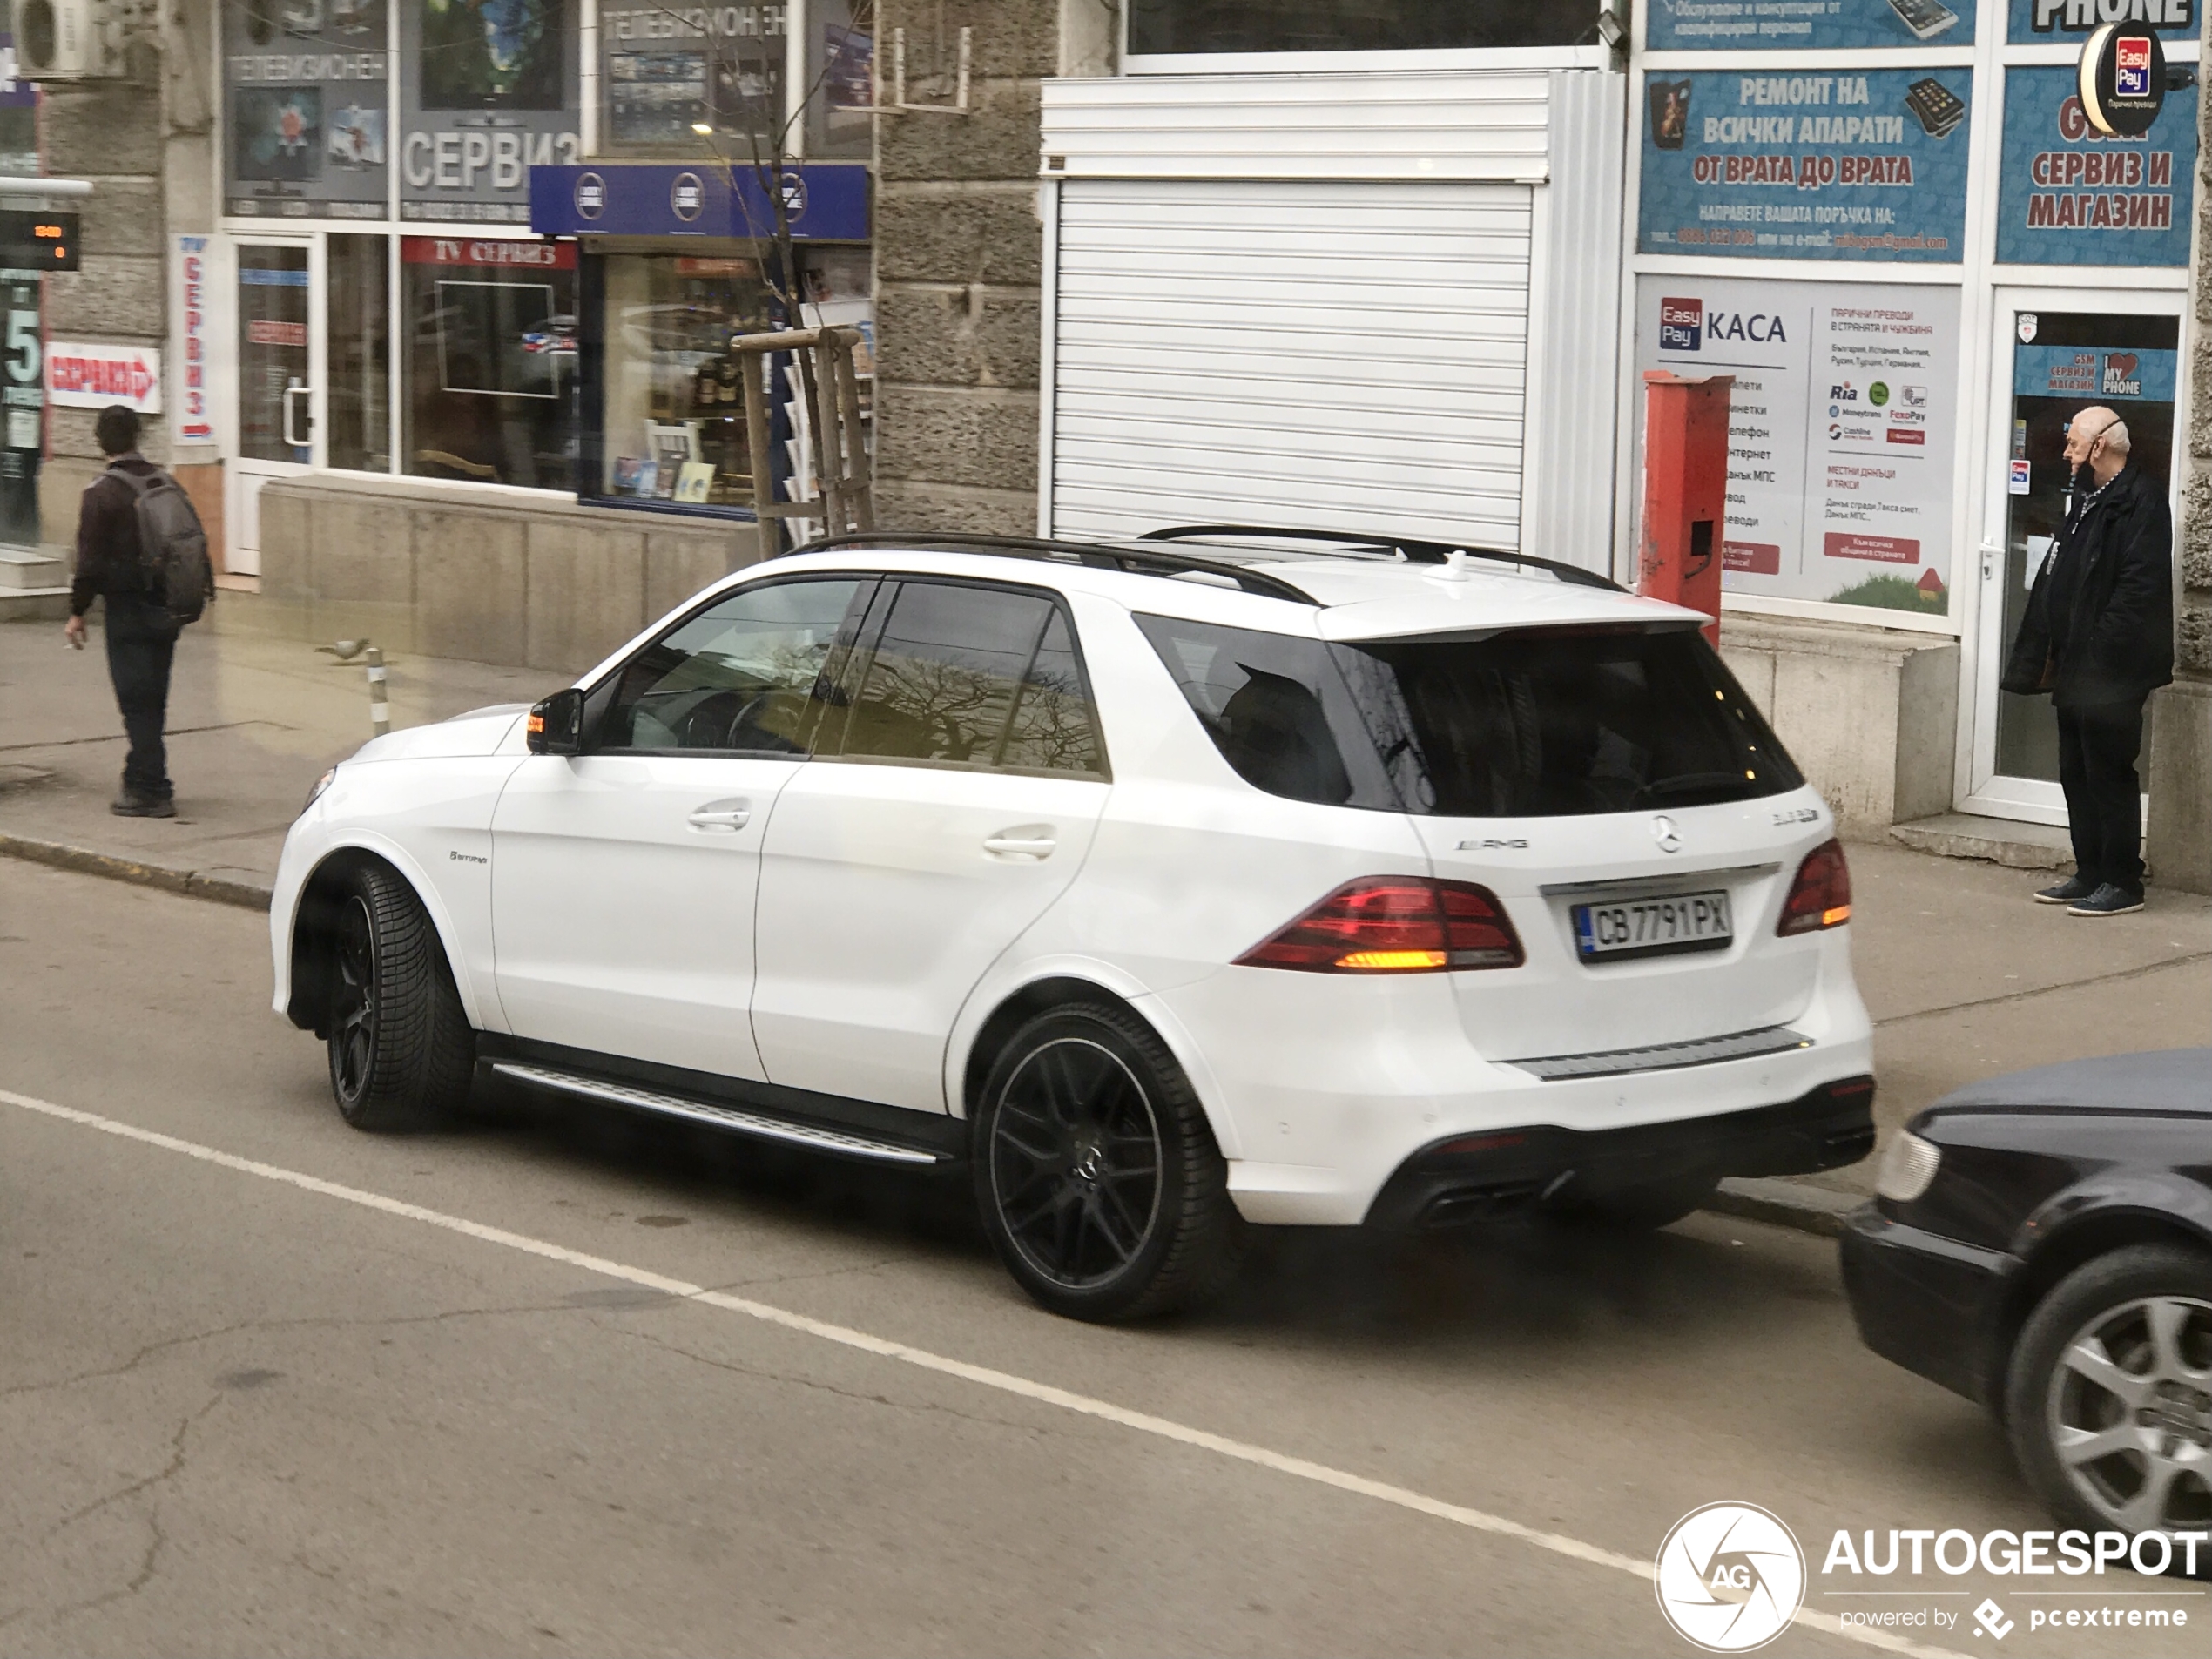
<box><xmin>1968</xmin><ymin>290</ymin><xmax>2182</xmax><ymax>824</ymax></box>
<box><xmin>226</xmin><ymin>237</ymin><xmax>320</xmax><ymax>577</ymax></box>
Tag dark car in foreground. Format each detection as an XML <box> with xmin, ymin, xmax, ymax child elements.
<box><xmin>1842</xmin><ymin>1049</ymin><xmax>2211</xmax><ymax>1535</ymax></box>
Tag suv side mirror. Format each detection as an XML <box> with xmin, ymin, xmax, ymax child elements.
<box><xmin>527</xmin><ymin>689</ymin><xmax>584</xmax><ymax>755</ymax></box>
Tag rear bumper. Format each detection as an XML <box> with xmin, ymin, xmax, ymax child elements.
<box><xmin>1839</xmin><ymin>1205</ymin><xmax>2012</xmax><ymax>1407</ymax></box>
<box><xmin>1362</xmin><ymin>1076</ymin><xmax>1877</xmax><ymax>1230</ymax></box>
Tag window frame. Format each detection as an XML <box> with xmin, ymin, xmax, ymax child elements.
<box><xmin>818</xmin><ymin>575</ymin><xmax>1113</xmax><ymax>782</ymax></box>
<box><xmin>579</xmin><ymin>570</ymin><xmax>882</xmax><ymax>759</ymax></box>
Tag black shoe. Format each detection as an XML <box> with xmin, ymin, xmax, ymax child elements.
<box><xmin>111</xmin><ymin>792</ymin><xmax>176</xmax><ymax>819</ymax></box>
<box><xmin>2033</xmin><ymin>875</ymin><xmax>2095</xmax><ymax>905</ymax></box>
<box><xmin>2067</xmin><ymin>883</ymin><xmax>2144</xmax><ymax>917</ymax></box>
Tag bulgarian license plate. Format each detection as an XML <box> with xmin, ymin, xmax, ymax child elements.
<box><xmin>1573</xmin><ymin>890</ymin><xmax>1733</xmax><ymax>962</ymax></box>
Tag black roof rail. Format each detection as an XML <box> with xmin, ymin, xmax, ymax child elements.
<box><xmin>786</xmin><ymin>530</ymin><xmax>1317</xmax><ymax>604</ymax></box>
<box><xmin>1139</xmin><ymin>523</ymin><xmax>1626</xmax><ymax>593</ymax></box>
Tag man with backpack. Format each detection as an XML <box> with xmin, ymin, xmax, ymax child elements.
<box><xmin>61</xmin><ymin>404</ymin><xmax>213</xmax><ymax>818</ymax></box>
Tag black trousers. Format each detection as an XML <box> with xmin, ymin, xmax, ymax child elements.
<box><xmin>102</xmin><ymin>594</ymin><xmax>178</xmax><ymax>799</ymax></box>
<box><xmin>2055</xmin><ymin>698</ymin><xmax>2146</xmax><ymax>895</ymax></box>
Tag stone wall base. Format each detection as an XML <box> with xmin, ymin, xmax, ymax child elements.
<box><xmin>246</xmin><ymin>474</ymin><xmax>759</xmax><ymax>676</ymax></box>
<box><xmin>1719</xmin><ymin>615</ymin><xmax>1959</xmax><ymax>840</ymax></box>
<box><xmin>2145</xmin><ymin>674</ymin><xmax>2212</xmax><ymax>894</ymax></box>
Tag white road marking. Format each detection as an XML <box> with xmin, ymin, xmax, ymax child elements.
<box><xmin>3</xmin><ymin>1086</ymin><xmax>1967</xmax><ymax>1659</ymax></box>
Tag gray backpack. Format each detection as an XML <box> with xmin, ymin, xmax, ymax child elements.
<box><xmin>113</xmin><ymin>463</ymin><xmax>214</xmax><ymax>626</ymax></box>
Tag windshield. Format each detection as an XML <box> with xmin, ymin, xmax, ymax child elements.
<box><xmin>1137</xmin><ymin>615</ymin><xmax>1803</xmax><ymax>817</ymax></box>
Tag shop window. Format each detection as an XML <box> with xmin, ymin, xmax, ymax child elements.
<box><xmin>807</xmin><ymin>0</ymin><xmax>873</xmax><ymax>160</ymax></box>
<box><xmin>1128</xmin><ymin>0</ymin><xmax>1602</xmax><ymax>54</ymax></box>
<box><xmin>586</xmin><ymin>249</ymin><xmax>777</xmax><ymax>509</ymax></box>
<box><xmin>401</xmin><ymin>235</ymin><xmax>577</xmax><ymax>489</ymax></box>
<box><xmin>327</xmin><ymin>233</ymin><xmax>390</xmax><ymax>474</ymax></box>
<box><xmin>597</xmin><ymin>0</ymin><xmax>786</xmax><ymax>158</ymax></box>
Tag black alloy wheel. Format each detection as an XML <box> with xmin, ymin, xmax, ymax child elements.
<box><xmin>975</xmin><ymin>1001</ymin><xmax>1245</xmax><ymax>1322</ymax></box>
<box><xmin>2008</xmin><ymin>1245</ymin><xmax>2212</xmax><ymax>1540</ymax></box>
<box><xmin>325</xmin><ymin>861</ymin><xmax>476</xmax><ymax>1131</ymax></box>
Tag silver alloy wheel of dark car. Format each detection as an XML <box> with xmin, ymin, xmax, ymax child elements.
<box><xmin>2042</xmin><ymin>1291</ymin><xmax>2212</xmax><ymax>1533</ymax></box>
<box><xmin>988</xmin><ymin>1036</ymin><xmax>1164</xmax><ymax>1291</ymax></box>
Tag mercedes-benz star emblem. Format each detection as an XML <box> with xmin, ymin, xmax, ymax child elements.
<box><xmin>1652</xmin><ymin>814</ymin><xmax>1683</xmax><ymax>854</ymax></box>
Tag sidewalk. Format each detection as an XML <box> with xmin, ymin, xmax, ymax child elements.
<box><xmin>0</xmin><ymin>608</ymin><xmax>554</xmax><ymax>899</ymax></box>
<box><xmin>3</xmin><ymin>605</ymin><xmax>2206</xmax><ymax>1220</ymax></box>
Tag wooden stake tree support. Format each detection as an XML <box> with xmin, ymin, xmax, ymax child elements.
<box><xmin>734</xmin><ymin>325</ymin><xmax>874</xmax><ymax>565</ymax></box>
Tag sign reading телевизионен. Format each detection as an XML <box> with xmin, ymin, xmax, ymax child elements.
<box><xmin>1640</xmin><ymin>69</ymin><xmax>1973</xmax><ymax>261</ymax></box>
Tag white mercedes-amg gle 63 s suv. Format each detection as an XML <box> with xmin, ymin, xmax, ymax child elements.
<box><xmin>273</xmin><ymin>529</ymin><xmax>1875</xmax><ymax>1320</ymax></box>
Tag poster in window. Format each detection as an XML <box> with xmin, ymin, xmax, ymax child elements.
<box><xmin>1646</xmin><ymin>0</ymin><xmax>1978</xmax><ymax>48</ymax></box>
<box><xmin>608</xmin><ymin>51</ymin><xmax>708</xmax><ymax>146</ymax></box>
<box><xmin>399</xmin><ymin>0</ymin><xmax>579</xmax><ymax>222</ymax></box>
<box><xmin>1635</xmin><ymin>276</ymin><xmax>1963</xmax><ymax>618</ymax></box>
<box><xmin>1995</xmin><ymin>66</ymin><xmax>2198</xmax><ymax>266</ymax></box>
<box><xmin>224</xmin><ymin>0</ymin><xmax>388</xmax><ymax>216</ymax></box>
<box><xmin>419</xmin><ymin>0</ymin><xmax>564</xmax><ymax>108</ymax></box>
<box><xmin>2007</xmin><ymin>0</ymin><xmax>2199</xmax><ymax>44</ymax></box>
<box><xmin>233</xmin><ymin>88</ymin><xmax>324</xmax><ymax>183</ymax></box>
<box><xmin>595</xmin><ymin>2</ymin><xmax>784</xmax><ymax>157</ymax></box>
<box><xmin>1638</xmin><ymin>70</ymin><xmax>1972</xmax><ymax>262</ymax></box>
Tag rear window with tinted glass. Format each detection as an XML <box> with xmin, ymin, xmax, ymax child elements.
<box><xmin>1137</xmin><ymin>616</ymin><xmax>1802</xmax><ymax>816</ymax></box>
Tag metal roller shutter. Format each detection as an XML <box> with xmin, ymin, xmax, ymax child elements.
<box><xmin>1048</xmin><ymin>178</ymin><xmax>1533</xmax><ymax>548</ymax></box>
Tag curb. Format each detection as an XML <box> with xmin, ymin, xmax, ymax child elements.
<box><xmin>1707</xmin><ymin>1175</ymin><xmax>1865</xmax><ymax>1238</ymax></box>
<box><xmin>0</xmin><ymin>833</ymin><xmax>273</xmax><ymax>912</ymax></box>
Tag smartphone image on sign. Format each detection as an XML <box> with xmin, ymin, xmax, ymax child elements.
<box><xmin>1888</xmin><ymin>0</ymin><xmax>1959</xmax><ymax>41</ymax></box>
<box><xmin>1650</xmin><ymin>80</ymin><xmax>1691</xmax><ymax>151</ymax></box>
<box><xmin>1905</xmin><ymin>77</ymin><xmax>1966</xmax><ymax>139</ymax></box>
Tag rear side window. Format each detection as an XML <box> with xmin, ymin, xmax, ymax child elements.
<box><xmin>1134</xmin><ymin>614</ymin><xmax>1400</xmax><ymax>808</ymax></box>
<box><xmin>834</xmin><ymin>581</ymin><xmax>1109</xmax><ymax>777</ymax></box>
<box><xmin>1137</xmin><ymin>615</ymin><xmax>1800</xmax><ymax>816</ymax></box>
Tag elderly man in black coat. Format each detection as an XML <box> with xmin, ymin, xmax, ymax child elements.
<box><xmin>2002</xmin><ymin>405</ymin><xmax>2175</xmax><ymax>916</ymax></box>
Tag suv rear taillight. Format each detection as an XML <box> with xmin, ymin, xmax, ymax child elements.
<box><xmin>1237</xmin><ymin>878</ymin><xmax>1524</xmax><ymax>973</ymax></box>
<box><xmin>1777</xmin><ymin>839</ymin><xmax>1851</xmax><ymax>935</ymax></box>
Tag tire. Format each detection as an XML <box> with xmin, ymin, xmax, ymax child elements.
<box><xmin>326</xmin><ymin>862</ymin><xmax>476</xmax><ymax>1132</ymax></box>
<box><xmin>2005</xmin><ymin>1244</ymin><xmax>2212</xmax><ymax>1538</ymax></box>
<box><xmin>974</xmin><ymin>1001</ymin><xmax>1246</xmax><ymax>1322</ymax></box>
<box><xmin>1545</xmin><ymin>1175</ymin><xmax>1719</xmax><ymax>1233</ymax></box>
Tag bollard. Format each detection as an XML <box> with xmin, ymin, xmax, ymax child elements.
<box><xmin>365</xmin><ymin>645</ymin><xmax>390</xmax><ymax>738</ymax></box>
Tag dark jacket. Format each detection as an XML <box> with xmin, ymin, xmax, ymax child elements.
<box><xmin>2001</xmin><ymin>461</ymin><xmax>2175</xmax><ymax>709</ymax></box>
<box><xmin>69</xmin><ymin>453</ymin><xmax>161</xmax><ymax>618</ymax></box>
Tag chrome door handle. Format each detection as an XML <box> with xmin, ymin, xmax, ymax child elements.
<box><xmin>282</xmin><ymin>383</ymin><xmax>313</xmax><ymax>448</ymax></box>
<box><xmin>687</xmin><ymin>803</ymin><xmax>752</xmax><ymax>832</ymax></box>
<box><xmin>983</xmin><ymin>833</ymin><xmax>1055</xmax><ymax>860</ymax></box>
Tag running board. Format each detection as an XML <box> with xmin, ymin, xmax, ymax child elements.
<box><xmin>489</xmin><ymin>1062</ymin><xmax>948</xmax><ymax>1166</ymax></box>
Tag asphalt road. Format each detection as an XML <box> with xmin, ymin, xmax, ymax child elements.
<box><xmin>0</xmin><ymin>859</ymin><xmax>2200</xmax><ymax>1658</ymax></box>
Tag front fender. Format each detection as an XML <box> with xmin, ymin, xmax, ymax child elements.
<box><xmin>275</xmin><ymin>828</ymin><xmax>496</xmax><ymax>1035</ymax></box>
<box><xmin>2013</xmin><ymin>1170</ymin><xmax>2212</xmax><ymax>1264</ymax></box>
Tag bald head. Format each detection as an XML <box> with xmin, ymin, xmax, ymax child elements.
<box><xmin>2065</xmin><ymin>406</ymin><xmax>2131</xmax><ymax>485</ymax></box>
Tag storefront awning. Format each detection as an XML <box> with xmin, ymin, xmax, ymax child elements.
<box><xmin>528</xmin><ymin>163</ymin><xmax>869</xmax><ymax>241</ymax></box>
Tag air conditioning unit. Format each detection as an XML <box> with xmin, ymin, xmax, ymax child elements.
<box><xmin>11</xmin><ymin>0</ymin><xmax>127</xmax><ymax>79</ymax></box>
